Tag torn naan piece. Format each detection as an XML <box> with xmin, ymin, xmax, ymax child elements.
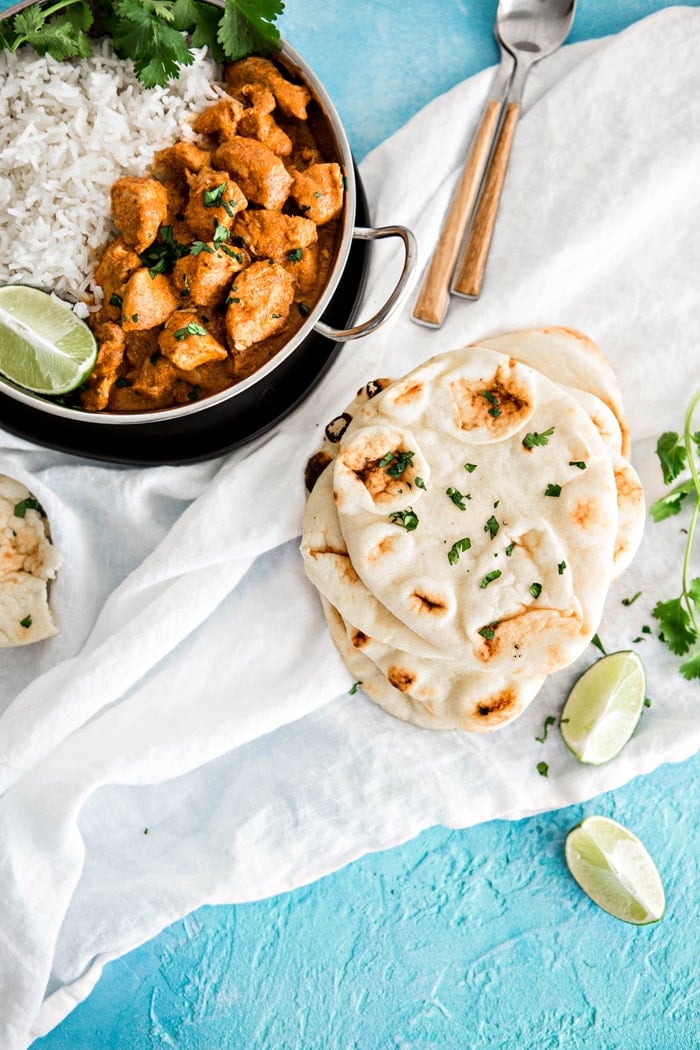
<box><xmin>332</xmin><ymin>348</ymin><xmax>619</xmax><ymax>676</ymax></box>
<box><xmin>0</xmin><ymin>475</ymin><xmax>61</xmax><ymax>647</ymax></box>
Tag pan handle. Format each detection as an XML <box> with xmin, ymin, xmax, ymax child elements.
<box><xmin>313</xmin><ymin>225</ymin><xmax>416</xmax><ymax>342</ymax></box>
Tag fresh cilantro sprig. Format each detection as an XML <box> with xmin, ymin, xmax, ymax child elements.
<box><xmin>0</xmin><ymin>0</ymin><xmax>284</xmax><ymax>87</ymax></box>
<box><xmin>649</xmin><ymin>389</ymin><xmax>700</xmax><ymax>680</ymax></box>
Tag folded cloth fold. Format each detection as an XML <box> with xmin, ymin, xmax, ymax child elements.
<box><xmin>1</xmin><ymin>9</ymin><xmax>700</xmax><ymax>1046</ymax></box>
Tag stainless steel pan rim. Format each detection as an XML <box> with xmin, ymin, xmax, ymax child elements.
<box><xmin>0</xmin><ymin>2</ymin><xmax>416</xmax><ymax>425</ymax></box>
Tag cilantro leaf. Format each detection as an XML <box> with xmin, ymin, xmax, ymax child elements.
<box><xmin>656</xmin><ymin>430</ymin><xmax>687</xmax><ymax>484</ymax></box>
<box><xmin>652</xmin><ymin>596</ymin><xmax>697</xmax><ymax>656</ymax></box>
<box><xmin>522</xmin><ymin>427</ymin><xmax>554</xmax><ymax>450</ymax></box>
<box><xmin>218</xmin><ymin>0</ymin><xmax>284</xmax><ymax>60</ymax></box>
<box><xmin>649</xmin><ymin>482</ymin><xmax>692</xmax><ymax>523</ymax></box>
<box><xmin>12</xmin><ymin>3</ymin><xmax>94</xmax><ymax>59</ymax></box>
<box><xmin>1</xmin><ymin>0</ymin><xmax>283</xmax><ymax>87</ymax></box>
<box><xmin>171</xmin><ymin>0</ymin><xmax>202</xmax><ymax>30</ymax></box>
<box><xmin>189</xmin><ymin>2</ymin><xmax>226</xmax><ymax>61</ymax></box>
<box><xmin>679</xmin><ymin>650</ymin><xmax>700</xmax><ymax>681</ymax></box>
<box><xmin>111</xmin><ymin>0</ymin><xmax>194</xmax><ymax>87</ymax></box>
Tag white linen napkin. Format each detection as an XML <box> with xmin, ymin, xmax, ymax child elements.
<box><xmin>2</xmin><ymin>9</ymin><xmax>700</xmax><ymax>1046</ymax></box>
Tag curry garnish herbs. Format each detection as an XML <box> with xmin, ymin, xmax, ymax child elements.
<box><xmin>389</xmin><ymin>508</ymin><xmax>419</xmax><ymax>532</ymax></box>
<box><xmin>480</xmin><ymin>389</ymin><xmax>500</xmax><ymax>418</ymax></box>
<box><xmin>529</xmin><ymin>582</ymin><xmax>542</xmax><ymax>599</ymax></box>
<box><xmin>0</xmin><ymin>0</ymin><xmax>285</xmax><ymax>88</ymax></box>
<box><xmin>544</xmin><ymin>483</ymin><xmax>562</xmax><ymax>498</ymax></box>
<box><xmin>649</xmin><ymin>390</ymin><xmax>700</xmax><ymax>680</ymax></box>
<box><xmin>447</xmin><ymin>536</ymin><xmax>472</xmax><ymax>565</ymax></box>
<box><xmin>522</xmin><ymin>427</ymin><xmax>555</xmax><ymax>449</ymax></box>
<box><xmin>535</xmin><ymin>715</ymin><xmax>556</xmax><ymax>743</ymax></box>
<box><xmin>446</xmin><ymin>486</ymin><xmax>469</xmax><ymax>510</ymax></box>
<box><xmin>14</xmin><ymin>496</ymin><xmax>45</xmax><ymax>518</ymax></box>
<box><xmin>174</xmin><ymin>321</ymin><xmax>206</xmax><ymax>339</ymax></box>
<box><xmin>484</xmin><ymin>515</ymin><xmax>499</xmax><ymax>540</ymax></box>
<box><xmin>480</xmin><ymin>569</ymin><xmax>502</xmax><ymax>589</ymax></box>
<box><xmin>202</xmin><ymin>182</ymin><xmax>227</xmax><ymax>207</ymax></box>
<box><xmin>379</xmin><ymin>449</ymin><xmax>415</xmax><ymax>478</ymax></box>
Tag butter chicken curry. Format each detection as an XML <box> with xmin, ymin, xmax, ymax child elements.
<box><xmin>81</xmin><ymin>56</ymin><xmax>345</xmax><ymax>413</ymax></box>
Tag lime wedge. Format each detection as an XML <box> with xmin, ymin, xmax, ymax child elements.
<box><xmin>565</xmin><ymin>815</ymin><xmax>665</xmax><ymax>925</ymax></box>
<box><xmin>560</xmin><ymin>650</ymin><xmax>645</xmax><ymax>764</ymax></box>
<box><xmin>0</xmin><ymin>285</ymin><xmax>97</xmax><ymax>395</ymax></box>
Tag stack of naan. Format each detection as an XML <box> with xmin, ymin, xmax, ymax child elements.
<box><xmin>301</xmin><ymin>327</ymin><xmax>644</xmax><ymax>733</ymax></box>
<box><xmin>0</xmin><ymin>475</ymin><xmax>61</xmax><ymax>647</ymax></box>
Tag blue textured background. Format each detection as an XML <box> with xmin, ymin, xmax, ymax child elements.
<box><xmin>1</xmin><ymin>0</ymin><xmax>695</xmax><ymax>1046</ymax></box>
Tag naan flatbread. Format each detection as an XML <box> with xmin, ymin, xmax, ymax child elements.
<box><xmin>473</xmin><ymin>326</ymin><xmax>630</xmax><ymax>457</ymax></box>
<box><xmin>302</xmin><ymin>329</ymin><xmax>642</xmax><ymax>734</ymax></box>
<box><xmin>332</xmin><ymin>348</ymin><xmax>619</xmax><ymax>676</ymax></box>
<box><xmin>322</xmin><ymin>598</ymin><xmax>543</xmax><ymax>732</ymax></box>
<box><xmin>0</xmin><ymin>475</ymin><xmax>61</xmax><ymax>647</ymax></box>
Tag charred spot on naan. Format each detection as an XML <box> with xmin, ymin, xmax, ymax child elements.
<box><xmin>367</xmin><ymin>534</ymin><xmax>398</xmax><ymax>561</ymax></box>
<box><xmin>350</xmin><ymin>627</ymin><xmax>369</xmax><ymax>649</ymax></box>
<box><xmin>387</xmin><ymin>666</ymin><xmax>417</xmax><ymax>693</ymax></box>
<box><xmin>475</xmin><ymin>688</ymin><xmax>518</xmax><ymax>720</ymax></box>
<box><xmin>448</xmin><ymin>360</ymin><xmax>534</xmax><ymax>438</ymax></box>
<box><xmin>307</xmin><ymin>548</ymin><xmax>360</xmax><ymax>586</ymax></box>
<box><xmin>324</xmin><ymin>412</ymin><xmax>353</xmax><ymax>444</ymax></box>
<box><xmin>473</xmin><ymin>608</ymin><xmax>584</xmax><ymax>672</ymax></box>
<box><xmin>338</xmin><ymin>431</ymin><xmax>421</xmax><ymax>506</ymax></box>
<box><xmin>569</xmin><ymin>496</ymin><xmax>603</xmax><ymax>530</ymax></box>
<box><xmin>388</xmin><ymin>379</ymin><xmax>425</xmax><ymax>406</ymax></box>
<box><xmin>408</xmin><ymin>588</ymin><xmax>451</xmax><ymax>617</ymax></box>
<box><xmin>614</xmin><ymin>461</ymin><xmax>644</xmax><ymax>504</ymax></box>
<box><xmin>305</xmin><ymin>450</ymin><xmax>333</xmax><ymax>493</ymax></box>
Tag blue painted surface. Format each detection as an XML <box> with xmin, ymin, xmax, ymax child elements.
<box><xmin>5</xmin><ymin>0</ymin><xmax>697</xmax><ymax>1046</ymax></box>
<box><xmin>32</xmin><ymin>755</ymin><xmax>700</xmax><ymax>1048</ymax></box>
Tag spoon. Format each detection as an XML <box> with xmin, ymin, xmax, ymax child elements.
<box><xmin>451</xmin><ymin>0</ymin><xmax>576</xmax><ymax>300</ymax></box>
<box><xmin>410</xmin><ymin>26</ymin><xmax>515</xmax><ymax>328</ymax></box>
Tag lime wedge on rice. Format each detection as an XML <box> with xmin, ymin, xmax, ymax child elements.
<box><xmin>0</xmin><ymin>285</ymin><xmax>97</xmax><ymax>395</ymax></box>
<box><xmin>560</xmin><ymin>650</ymin><xmax>646</xmax><ymax>765</ymax></box>
<box><xmin>565</xmin><ymin>815</ymin><xmax>665</xmax><ymax>925</ymax></box>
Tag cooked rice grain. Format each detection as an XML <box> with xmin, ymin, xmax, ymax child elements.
<box><xmin>0</xmin><ymin>41</ymin><xmax>224</xmax><ymax>304</ymax></box>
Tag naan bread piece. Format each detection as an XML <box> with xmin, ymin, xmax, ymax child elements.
<box><xmin>305</xmin><ymin>377</ymin><xmax>393</xmax><ymax>494</ymax></box>
<box><xmin>333</xmin><ymin>348</ymin><xmax>619</xmax><ymax>676</ymax></box>
<box><xmin>336</xmin><ymin>605</ymin><xmax>545</xmax><ymax>731</ymax></box>
<box><xmin>473</xmin><ymin>327</ymin><xmax>630</xmax><ymax>458</ymax></box>
<box><xmin>303</xmin><ymin>364</ymin><xmax>640</xmax><ymax>661</ymax></box>
<box><xmin>322</xmin><ymin>598</ymin><xmax>542</xmax><ymax>733</ymax></box>
<box><xmin>0</xmin><ymin>475</ymin><xmax>61</xmax><ymax>647</ymax></box>
<box><xmin>562</xmin><ymin>386</ymin><xmax>623</xmax><ymax>457</ymax></box>
<box><xmin>611</xmin><ymin>454</ymin><xmax>646</xmax><ymax>578</ymax></box>
<box><xmin>302</xmin><ymin>465</ymin><xmax>444</xmax><ymax>658</ymax></box>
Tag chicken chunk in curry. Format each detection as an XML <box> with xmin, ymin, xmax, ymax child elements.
<box><xmin>81</xmin><ymin>55</ymin><xmax>345</xmax><ymax>413</ymax></box>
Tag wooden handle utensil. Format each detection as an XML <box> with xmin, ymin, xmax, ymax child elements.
<box><xmin>451</xmin><ymin>100</ymin><xmax>520</xmax><ymax>299</ymax></box>
<box><xmin>411</xmin><ymin>100</ymin><xmax>502</xmax><ymax>327</ymax></box>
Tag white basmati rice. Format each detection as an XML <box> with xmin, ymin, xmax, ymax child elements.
<box><xmin>0</xmin><ymin>40</ymin><xmax>225</xmax><ymax>305</ymax></box>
